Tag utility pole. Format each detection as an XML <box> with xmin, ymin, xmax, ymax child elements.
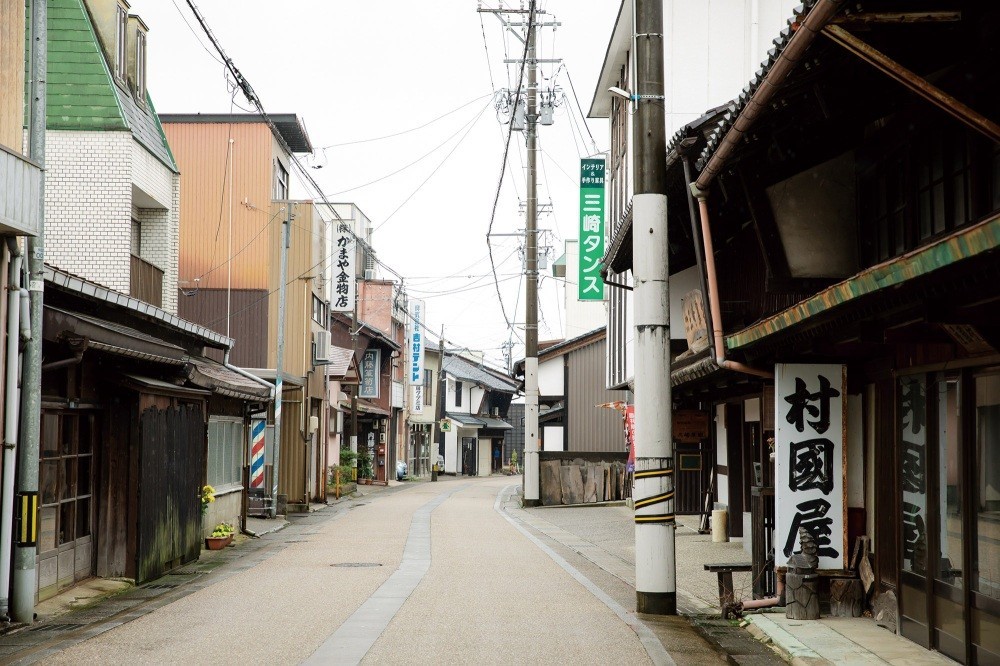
<box><xmin>522</xmin><ymin>2</ymin><xmax>541</xmax><ymax>506</ymax></box>
<box><xmin>14</xmin><ymin>0</ymin><xmax>46</xmax><ymax>623</ymax></box>
<box><xmin>436</xmin><ymin>326</ymin><xmax>446</xmax><ymax>472</ymax></box>
<box><xmin>631</xmin><ymin>0</ymin><xmax>675</xmax><ymax>615</ymax></box>
<box><xmin>350</xmin><ymin>274</ymin><xmax>359</xmax><ymax>477</ymax></box>
<box><xmin>270</xmin><ymin>202</ymin><xmax>291</xmax><ymax>517</ymax></box>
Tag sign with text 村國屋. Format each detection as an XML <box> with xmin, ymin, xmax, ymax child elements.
<box><xmin>359</xmin><ymin>348</ymin><xmax>381</xmax><ymax>399</ymax></box>
<box><xmin>332</xmin><ymin>222</ymin><xmax>356</xmax><ymax>313</ymax></box>
<box><xmin>408</xmin><ymin>299</ymin><xmax>426</xmax><ymax>414</ymax></box>
<box><xmin>774</xmin><ymin>363</ymin><xmax>847</xmax><ymax>570</ymax></box>
<box><xmin>578</xmin><ymin>158</ymin><xmax>606</xmax><ymax>301</ymax></box>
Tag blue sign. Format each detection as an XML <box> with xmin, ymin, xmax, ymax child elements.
<box><xmin>359</xmin><ymin>348</ymin><xmax>381</xmax><ymax>399</ymax></box>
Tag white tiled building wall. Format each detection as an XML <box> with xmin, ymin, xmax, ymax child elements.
<box><xmin>45</xmin><ymin>130</ymin><xmax>180</xmax><ymax>313</ymax></box>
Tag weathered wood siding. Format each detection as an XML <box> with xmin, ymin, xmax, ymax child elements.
<box><xmin>136</xmin><ymin>402</ymin><xmax>205</xmax><ymax>583</ymax></box>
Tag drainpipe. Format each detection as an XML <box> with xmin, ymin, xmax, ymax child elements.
<box><xmin>0</xmin><ymin>240</ymin><xmax>24</xmax><ymax>621</ymax></box>
<box><xmin>222</xmin><ymin>348</ymin><xmax>275</xmax><ymax>398</ymax></box>
<box><xmin>690</xmin><ymin>184</ymin><xmax>772</xmax><ymax>380</ymax></box>
<box><xmin>40</xmin><ymin>347</ymin><xmax>85</xmax><ymax>373</ymax></box>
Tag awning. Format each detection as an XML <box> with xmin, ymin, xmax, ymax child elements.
<box><xmin>44</xmin><ymin>306</ymin><xmax>186</xmax><ymax>365</ymax></box>
<box><xmin>339</xmin><ymin>398</ymin><xmax>390</xmax><ymax>417</ymax></box>
<box><xmin>446</xmin><ymin>412</ymin><xmax>485</xmax><ymax>427</ymax></box>
<box><xmin>479</xmin><ymin>416</ymin><xmax>513</xmax><ymax>430</ymax></box>
<box><xmin>185</xmin><ymin>357</ymin><xmax>271</xmax><ymax>402</ymax></box>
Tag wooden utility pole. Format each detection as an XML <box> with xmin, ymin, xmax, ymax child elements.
<box><xmin>631</xmin><ymin>0</ymin><xmax>675</xmax><ymax>615</ymax></box>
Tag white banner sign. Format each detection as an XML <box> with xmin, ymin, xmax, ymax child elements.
<box><xmin>775</xmin><ymin>363</ymin><xmax>847</xmax><ymax>570</ymax></box>
<box><xmin>408</xmin><ymin>300</ymin><xmax>426</xmax><ymax>414</ymax></box>
<box><xmin>332</xmin><ymin>222</ymin><xmax>356</xmax><ymax>313</ymax></box>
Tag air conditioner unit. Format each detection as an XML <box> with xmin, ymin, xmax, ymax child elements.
<box><xmin>313</xmin><ymin>330</ymin><xmax>331</xmax><ymax>363</ymax></box>
<box><xmin>379</xmin><ymin>432</ymin><xmax>387</xmax><ymax>444</ymax></box>
<box><xmin>364</xmin><ymin>268</ymin><xmax>376</xmax><ymax>280</ymax></box>
<box><xmin>491</xmin><ymin>407</ymin><xmax>499</xmax><ymax>417</ymax></box>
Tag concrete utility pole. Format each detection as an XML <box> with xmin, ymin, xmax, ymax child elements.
<box><xmin>271</xmin><ymin>202</ymin><xmax>291</xmax><ymax>517</ymax></box>
<box><xmin>14</xmin><ymin>0</ymin><xmax>46</xmax><ymax>623</ymax></box>
<box><xmin>350</xmin><ymin>276</ymin><xmax>359</xmax><ymax>477</ymax></box>
<box><xmin>631</xmin><ymin>0</ymin><xmax>675</xmax><ymax>615</ymax></box>
<box><xmin>522</xmin><ymin>2</ymin><xmax>541</xmax><ymax>506</ymax></box>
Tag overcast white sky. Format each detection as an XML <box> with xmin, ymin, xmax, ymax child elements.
<box><xmin>137</xmin><ymin>1</ymin><xmax>620</xmax><ymax>370</ymax></box>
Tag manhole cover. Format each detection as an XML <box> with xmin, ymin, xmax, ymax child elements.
<box><xmin>168</xmin><ymin>568</ymin><xmax>203</xmax><ymax>575</ymax></box>
<box><xmin>30</xmin><ymin>623</ymin><xmax>84</xmax><ymax>632</ymax></box>
<box><xmin>332</xmin><ymin>562</ymin><xmax>382</xmax><ymax>568</ymax></box>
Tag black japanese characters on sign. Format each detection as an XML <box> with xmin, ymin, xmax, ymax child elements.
<box><xmin>899</xmin><ymin>377</ymin><xmax>927</xmax><ymax>572</ymax></box>
<box><xmin>332</xmin><ymin>222</ymin><xmax>356</xmax><ymax>313</ymax></box>
<box><xmin>776</xmin><ymin>364</ymin><xmax>846</xmax><ymax>569</ymax></box>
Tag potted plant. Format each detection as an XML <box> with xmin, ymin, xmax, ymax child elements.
<box><xmin>205</xmin><ymin>522</ymin><xmax>235</xmax><ymax>550</ymax></box>
<box><xmin>357</xmin><ymin>447</ymin><xmax>374</xmax><ymax>485</ymax></box>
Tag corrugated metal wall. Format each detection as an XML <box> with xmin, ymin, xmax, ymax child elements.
<box><xmin>277</xmin><ymin>390</ymin><xmax>305</xmax><ymax>504</ymax></box>
<box><xmin>567</xmin><ymin>338</ymin><xmax>629</xmax><ymax>452</ymax></box>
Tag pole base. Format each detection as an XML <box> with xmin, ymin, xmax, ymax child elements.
<box><xmin>522</xmin><ymin>498</ymin><xmax>541</xmax><ymax>508</ymax></box>
<box><xmin>637</xmin><ymin>591</ymin><xmax>676</xmax><ymax>615</ymax></box>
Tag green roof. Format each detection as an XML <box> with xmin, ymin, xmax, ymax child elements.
<box><xmin>29</xmin><ymin>0</ymin><xmax>177</xmax><ymax>171</ymax></box>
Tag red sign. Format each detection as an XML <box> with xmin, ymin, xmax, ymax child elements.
<box><xmin>625</xmin><ymin>405</ymin><xmax>636</xmax><ymax>473</ymax></box>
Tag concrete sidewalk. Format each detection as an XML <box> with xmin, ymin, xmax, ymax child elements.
<box><xmin>517</xmin><ymin>496</ymin><xmax>949</xmax><ymax>666</ymax></box>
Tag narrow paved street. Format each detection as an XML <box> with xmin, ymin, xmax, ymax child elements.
<box><xmin>22</xmin><ymin>477</ymin><xmax>714</xmax><ymax>665</ymax></box>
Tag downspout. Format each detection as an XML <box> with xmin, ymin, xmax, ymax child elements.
<box><xmin>0</xmin><ymin>239</ymin><xmax>24</xmax><ymax>620</ymax></box>
<box><xmin>690</xmin><ymin>184</ymin><xmax>773</xmax><ymax>380</ymax></box>
<box><xmin>222</xmin><ymin>347</ymin><xmax>275</xmax><ymax>399</ymax></box>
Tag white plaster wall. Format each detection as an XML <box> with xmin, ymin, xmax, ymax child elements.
<box><xmin>478</xmin><ymin>437</ymin><xmax>491</xmax><ymax>477</ymax></box>
<box><xmin>543</xmin><ymin>425</ymin><xmax>564</xmax><ymax>452</ymax></box>
<box><xmin>538</xmin><ymin>357</ymin><xmax>563</xmax><ymax>397</ymax></box>
<box><xmin>715</xmin><ymin>403</ymin><xmax>729</xmax><ymax>507</ymax></box>
<box><xmin>471</xmin><ymin>386</ymin><xmax>485</xmax><ymax>413</ymax></box>
<box><xmin>668</xmin><ymin>266</ymin><xmax>701</xmax><ymax>341</ymax></box>
<box><xmin>444</xmin><ymin>428</ymin><xmax>458</xmax><ymax>474</ymax></box>
<box><xmin>45</xmin><ymin>130</ymin><xmax>132</xmax><ymax>295</ymax></box>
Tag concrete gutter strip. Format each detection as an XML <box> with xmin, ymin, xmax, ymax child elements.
<box><xmin>495</xmin><ymin>485</ymin><xmax>676</xmax><ymax>666</ymax></box>
<box><xmin>747</xmin><ymin>615</ymin><xmax>829</xmax><ymax>666</ymax></box>
<box><xmin>303</xmin><ymin>485</ymin><xmax>468</xmax><ymax>666</ymax></box>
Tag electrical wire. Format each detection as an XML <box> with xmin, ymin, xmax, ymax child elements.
<box><xmin>373</xmin><ymin>100</ymin><xmax>492</xmax><ymax>232</ymax></box>
<box><xmin>479</xmin><ymin>13</ymin><xmax>497</xmax><ymax>93</ymax></box>
<box><xmin>315</xmin><ymin>93</ymin><xmax>494</xmax><ymax>149</ymax></box>
<box><xmin>564</xmin><ymin>66</ymin><xmax>600</xmax><ymax>155</ymax></box>
<box><xmin>328</xmin><ymin>97</ymin><xmax>493</xmax><ymax>197</ymax></box>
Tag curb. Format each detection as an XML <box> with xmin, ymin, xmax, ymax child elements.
<box><xmin>745</xmin><ymin>615</ymin><xmax>831</xmax><ymax>666</ymax></box>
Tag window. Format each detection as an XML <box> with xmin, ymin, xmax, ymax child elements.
<box><xmin>208</xmin><ymin>417</ymin><xmax>243</xmax><ymax>490</ymax></box>
<box><xmin>312</xmin><ymin>294</ymin><xmax>327</xmax><ymax>324</ymax></box>
<box><xmin>424</xmin><ymin>370</ymin><xmax>433</xmax><ymax>406</ymax></box>
<box><xmin>975</xmin><ymin>373</ymin><xmax>1000</xmax><ymax>601</ymax></box>
<box><xmin>115</xmin><ymin>5</ymin><xmax>127</xmax><ymax>82</ymax></box>
<box><xmin>135</xmin><ymin>28</ymin><xmax>147</xmax><ymax>102</ymax></box>
<box><xmin>38</xmin><ymin>413</ymin><xmax>95</xmax><ymax>552</ymax></box>
<box><xmin>455</xmin><ymin>380</ymin><xmax>463</xmax><ymax>407</ymax></box>
<box><xmin>274</xmin><ymin>160</ymin><xmax>289</xmax><ymax>200</ymax></box>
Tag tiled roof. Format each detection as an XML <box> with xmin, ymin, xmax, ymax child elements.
<box><xmin>443</xmin><ymin>355</ymin><xmax>518</xmax><ymax>392</ymax></box>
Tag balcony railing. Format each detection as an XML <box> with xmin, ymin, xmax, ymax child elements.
<box><xmin>130</xmin><ymin>254</ymin><xmax>163</xmax><ymax>307</ymax></box>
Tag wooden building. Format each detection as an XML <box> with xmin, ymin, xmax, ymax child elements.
<box><xmin>39</xmin><ymin>266</ymin><xmax>270</xmax><ymax>598</ymax></box>
<box><xmin>600</xmin><ymin>1</ymin><xmax>1000</xmax><ymax>662</ymax></box>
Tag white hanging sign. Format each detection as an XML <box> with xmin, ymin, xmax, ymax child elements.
<box><xmin>332</xmin><ymin>222</ymin><xmax>356</xmax><ymax>313</ymax></box>
<box><xmin>774</xmin><ymin>363</ymin><xmax>847</xmax><ymax>570</ymax></box>
<box><xmin>408</xmin><ymin>299</ymin><xmax>426</xmax><ymax>414</ymax></box>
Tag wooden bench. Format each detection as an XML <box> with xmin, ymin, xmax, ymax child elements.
<box><xmin>704</xmin><ymin>563</ymin><xmax>753</xmax><ymax>617</ymax></box>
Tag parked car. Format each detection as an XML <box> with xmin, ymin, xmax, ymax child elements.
<box><xmin>395</xmin><ymin>460</ymin><xmax>407</xmax><ymax>481</ymax></box>
<box><xmin>436</xmin><ymin>454</ymin><xmax>445</xmax><ymax>471</ymax></box>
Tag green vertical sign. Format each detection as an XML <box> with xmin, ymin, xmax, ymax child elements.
<box><xmin>579</xmin><ymin>158</ymin><xmax>606</xmax><ymax>301</ymax></box>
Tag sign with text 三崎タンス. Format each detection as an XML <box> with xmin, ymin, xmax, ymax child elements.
<box><xmin>408</xmin><ymin>299</ymin><xmax>426</xmax><ymax>414</ymax></box>
<box><xmin>359</xmin><ymin>348</ymin><xmax>381</xmax><ymax>399</ymax></box>
<box><xmin>578</xmin><ymin>157</ymin><xmax>606</xmax><ymax>301</ymax></box>
<box><xmin>332</xmin><ymin>222</ymin><xmax>356</xmax><ymax>313</ymax></box>
<box><xmin>775</xmin><ymin>363</ymin><xmax>847</xmax><ymax>570</ymax></box>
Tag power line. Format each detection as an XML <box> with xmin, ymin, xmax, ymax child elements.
<box><xmin>563</xmin><ymin>65</ymin><xmax>600</xmax><ymax>154</ymax></box>
<box><xmin>372</xmin><ymin>100</ymin><xmax>491</xmax><ymax>232</ymax></box>
<box><xmin>316</xmin><ymin>93</ymin><xmax>494</xmax><ymax>149</ymax></box>
<box><xmin>328</xmin><ymin>97</ymin><xmax>493</xmax><ymax>198</ymax></box>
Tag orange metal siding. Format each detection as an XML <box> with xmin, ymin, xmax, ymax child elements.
<box><xmin>0</xmin><ymin>0</ymin><xmax>25</xmax><ymax>152</ymax></box>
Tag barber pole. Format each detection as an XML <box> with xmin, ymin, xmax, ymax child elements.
<box><xmin>250</xmin><ymin>419</ymin><xmax>266</xmax><ymax>489</ymax></box>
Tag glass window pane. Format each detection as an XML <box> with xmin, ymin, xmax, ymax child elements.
<box><xmin>60</xmin><ymin>459</ymin><xmax>77</xmax><ymax>501</ymax></box>
<box><xmin>76</xmin><ymin>498</ymin><xmax>91</xmax><ymax>539</ymax></box>
<box><xmin>975</xmin><ymin>374</ymin><xmax>1000</xmax><ymax>600</ymax></box>
<box><xmin>40</xmin><ymin>460</ymin><xmax>58</xmax><ymax>505</ymax></box>
<box><xmin>78</xmin><ymin>455</ymin><xmax>92</xmax><ymax>496</ymax></box>
<box><xmin>39</xmin><ymin>507</ymin><xmax>56</xmax><ymax>552</ymax></box>
<box><xmin>42</xmin><ymin>414</ymin><xmax>59</xmax><ymax>458</ymax></box>
<box><xmin>936</xmin><ymin>376</ymin><xmax>962</xmax><ymax>587</ymax></box>
<box><xmin>59</xmin><ymin>502</ymin><xmax>75</xmax><ymax>545</ymax></box>
<box><xmin>61</xmin><ymin>416</ymin><xmax>76</xmax><ymax>455</ymax></box>
<box><xmin>900</xmin><ymin>375</ymin><xmax>929</xmax><ymax>575</ymax></box>
<box><xmin>79</xmin><ymin>415</ymin><xmax>93</xmax><ymax>455</ymax></box>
